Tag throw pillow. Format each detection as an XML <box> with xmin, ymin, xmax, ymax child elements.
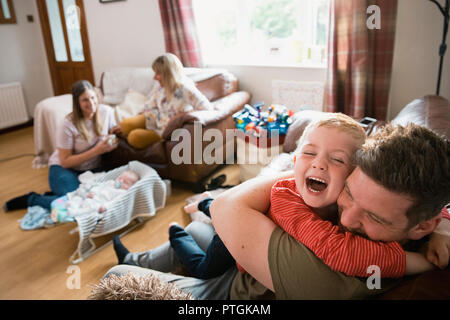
<box><xmin>114</xmin><ymin>89</ymin><xmax>148</xmax><ymax>123</ymax></box>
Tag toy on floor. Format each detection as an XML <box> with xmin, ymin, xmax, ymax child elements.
<box><xmin>233</xmin><ymin>102</ymin><xmax>294</xmax><ymax>137</ymax></box>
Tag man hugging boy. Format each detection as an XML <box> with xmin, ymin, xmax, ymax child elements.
<box><xmin>164</xmin><ymin>113</ymin><xmax>448</xmax><ymax>279</ymax></box>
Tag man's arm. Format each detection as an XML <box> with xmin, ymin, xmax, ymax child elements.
<box><xmin>210</xmin><ymin>171</ymin><xmax>294</xmax><ymax>291</ymax></box>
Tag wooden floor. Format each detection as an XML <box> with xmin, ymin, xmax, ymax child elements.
<box><xmin>0</xmin><ymin>127</ymin><xmax>240</xmax><ymax>300</ymax></box>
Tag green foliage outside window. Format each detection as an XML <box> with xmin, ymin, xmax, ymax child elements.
<box><xmin>251</xmin><ymin>0</ymin><xmax>296</xmax><ymax>38</ymax></box>
<box><xmin>217</xmin><ymin>11</ymin><xmax>237</xmax><ymax>48</ymax></box>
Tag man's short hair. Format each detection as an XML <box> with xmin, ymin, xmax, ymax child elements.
<box><xmin>354</xmin><ymin>123</ymin><xmax>450</xmax><ymax>228</ymax></box>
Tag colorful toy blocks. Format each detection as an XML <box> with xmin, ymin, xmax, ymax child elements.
<box><xmin>233</xmin><ymin>102</ymin><xmax>294</xmax><ymax>137</ymax></box>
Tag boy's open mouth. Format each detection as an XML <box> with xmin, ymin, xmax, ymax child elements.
<box><xmin>306</xmin><ymin>177</ymin><xmax>328</xmax><ymax>193</ymax></box>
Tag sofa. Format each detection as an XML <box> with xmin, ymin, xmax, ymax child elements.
<box><xmin>90</xmin><ymin>95</ymin><xmax>450</xmax><ymax>300</ymax></box>
<box><xmin>101</xmin><ymin>67</ymin><xmax>251</xmax><ymax>190</ymax></box>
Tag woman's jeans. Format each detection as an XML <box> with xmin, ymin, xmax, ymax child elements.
<box><xmin>27</xmin><ymin>165</ymin><xmax>83</xmax><ymax>210</ymax></box>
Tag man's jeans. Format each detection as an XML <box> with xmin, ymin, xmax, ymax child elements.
<box><xmin>105</xmin><ymin>221</ymin><xmax>238</xmax><ymax>300</ymax></box>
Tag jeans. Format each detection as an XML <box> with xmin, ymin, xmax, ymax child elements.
<box><xmin>27</xmin><ymin>165</ymin><xmax>101</xmax><ymax>210</ymax></box>
<box><xmin>112</xmin><ymin>221</ymin><xmax>237</xmax><ymax>300</ymax></box>
<box><xmin>169</xmin><ymin>198</ymin><xmax>236</xmax><ymax>279</ymax></box>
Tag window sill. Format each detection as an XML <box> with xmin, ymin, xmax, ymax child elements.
<box><xmin>205</xmin><ymin>61</ymin><xmax>327</xmax><ymax>69</ymax></box>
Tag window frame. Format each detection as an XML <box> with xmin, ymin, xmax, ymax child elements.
<box><xmin>0</xmin><ymin>0</ymin><xmax>17</xmax><ymax>24</ymax></box>
<box><xmin>193</xmin><ymin>0</ymin><xmax>330</xmax><ymax>69</ymax></box>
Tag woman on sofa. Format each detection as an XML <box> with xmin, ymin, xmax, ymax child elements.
<box><xmin>119</xmin><ymin>53</ymin><xmax>213</xmax><ymax>149</ymax></box>
<box><xmin>4</xmin><ymin>80</ymin><xmax>121</xmax><ymax>212</ymax></box>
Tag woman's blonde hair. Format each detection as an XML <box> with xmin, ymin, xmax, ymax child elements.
<box><xmin>71</xmin><ymin>80</ymin><xmax>103</xmax><ymax>141</ymax></box>
<box><xmin>152</xmin><ymin>53</ymin><xmax>185</xmax><ymax>99</ymax></box>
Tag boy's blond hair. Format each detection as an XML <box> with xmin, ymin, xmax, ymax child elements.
<box><xmin>296</xmin><ymin>113</ymin><xmax>367</xmax><ymax>153</ymax></box>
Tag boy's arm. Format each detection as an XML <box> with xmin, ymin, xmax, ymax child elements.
<box><xmin>270</xmin><ymin>184</ymin><xmax>407</xmax><ymax>278</ymax></box>
<box><xmin>210</xmin><ymin>171</ymin><xmax>294</xmax><ymax>291</ymax></box>
<box><xmin>426</xmin><ymin>209</ymin><xmax>450</xmax><ymax>269</ymax></box>
<box><xmin>405</xmin><ymin>252</ymin><xmax>436</xmax><ymax>274</ymax></box>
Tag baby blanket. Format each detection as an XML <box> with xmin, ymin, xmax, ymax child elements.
<box><xmin>71</xmin><ymin>160</ymin><xmax>167</xmax><ymax>263</ymax></box>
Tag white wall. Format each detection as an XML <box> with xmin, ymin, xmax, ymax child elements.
<box><xmin>389</xmin><ymin>0</ymin><xmax>450</xmax><ymax>119</ymax></box>
<box><xmin>0</xmin><ymin>0</ymin><xmax>53</xmax><ymax>117</ymax></box>
<box><xmin>208</xmin><ymin>64</ymin><xmax>327</xmax><ymax>107</ymax></box>
<box><xmin>83</xmin><ymin>0</ymin><xmax>165</xmax><ymax>86</ymax></box>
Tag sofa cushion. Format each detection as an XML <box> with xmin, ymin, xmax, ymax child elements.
<box><xmin>100</xmin><ymin>68</ymin><xmax>156</xmax><ymax>105</ymax></box>
<box><xmin>100</xmin><ymin>67</ymin><xmax>236</xmax><ymax>106</ymax></box>
<box><xmin>195</xmin><ymin>72</ymin><xmax>238</xmax><ymax>102</ymax></box>
<box><xmin>391</xmin><ymin>95</ymin><xmax>450</xmax><ymax>139</ymax></box>
<box><xmin>114</xmin><ymin>89</ymin><xmax>148</xmax><ymax>123</ymax></box>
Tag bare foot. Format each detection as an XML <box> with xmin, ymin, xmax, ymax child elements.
<box><xmin>183</xmin><ymin>191</ymin><xmax>212</xmax><ymax>214</ymax></box>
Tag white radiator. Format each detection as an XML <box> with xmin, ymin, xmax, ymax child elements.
<box><xmin>0</xmin><ymin>82</ymin><xmax>30</xmax><ymax>130</ymax></box>
<box><xmin>272</xmin><ymin>80</ymin><xmax>325</xmax><ymax>112</ymax></box>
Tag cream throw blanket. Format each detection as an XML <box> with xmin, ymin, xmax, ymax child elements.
<box><xmin>32</xmin><ymin>94</ymin><xmax>72</xmax><ymax>168</ymax></box>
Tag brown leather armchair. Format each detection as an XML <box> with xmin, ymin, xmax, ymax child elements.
<box><xmin>102</xmin><ymin>69</ymin><xmax>251</xmax><ymax>189</ymax></box>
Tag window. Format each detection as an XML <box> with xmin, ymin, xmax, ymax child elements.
<box><xmin>0</xmin><ymin>0</ymin><xmax>16</xmax><ymax>24</ymax></box>
<box><xmin>192</xmin><ymin>0</ymin><xmax>330</xmax><ymax>67</ymax></box>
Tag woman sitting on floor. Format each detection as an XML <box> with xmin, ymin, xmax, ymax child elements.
<box><xmin>4</xmin><ymin>80</ymin><xmax>121</xmax><ymax>212</ymax></box>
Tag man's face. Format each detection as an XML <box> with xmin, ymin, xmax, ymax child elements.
<box><xmin>337</xmin><ymin>167</ymin><xmax>414</xmax><ymax>242</ymax></box>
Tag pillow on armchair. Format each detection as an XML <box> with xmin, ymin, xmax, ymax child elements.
<box><xmin>100</xmin><ymin>67</ymin><xmax>156</xmax><ymax>105</ymax></box>
<box><xmin>114</xmin><ymin>89</ymin><xmax>148</xmax><ymax>123</ymax></box>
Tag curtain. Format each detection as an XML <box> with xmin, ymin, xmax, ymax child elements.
<box><xmin>323</xmin><ymin>0</ymin><xmax>398</xmax><ymax>120</ymax></box>
<box><xmin>158</xmin><ymin>0</ymin><xmax>203</xmax><ymax>67</ymax></box>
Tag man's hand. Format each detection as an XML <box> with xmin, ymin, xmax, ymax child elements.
<box><xmin>426</xmin><ymin>218</ymin><xmax>450</xmax><ymax>269</ymax></box>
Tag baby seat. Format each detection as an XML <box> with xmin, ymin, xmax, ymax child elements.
<box><xmin>70</xmin><ymin>160</ymin><xmax>167</xmax><ymax>264</ymax></box>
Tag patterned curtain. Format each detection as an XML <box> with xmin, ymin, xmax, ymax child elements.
<box><xmin>323</xmin><ymin>0</ymin><xmax>398</xmax><ymax>120</ymax></box>
<box><xmin>158</xmin><ymin>0</ymin><xmax>203</xmax><ymax>67</ymax></box>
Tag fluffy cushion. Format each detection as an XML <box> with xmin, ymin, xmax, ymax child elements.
<box><xmin>88</xmin><ymin>272</ymin><xmax>194</xmax><ymax>300</ymax></box>
<box><xmin>114</xmin><ymin>89</ymin><xmax>148</xmax><ymax>123</ymax></box>
<box><xmin>101</xmin><ymin>68</ymin><xmax>156</xmax><ymax>105</ymax></box>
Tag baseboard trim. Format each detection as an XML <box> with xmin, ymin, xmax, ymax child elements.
<box><xmin>0</xmin><ymin>119</ymin><xmax>34</xmax><ymax>135</ymax></box>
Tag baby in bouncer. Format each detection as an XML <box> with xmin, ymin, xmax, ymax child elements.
<box><xmin>51</xmin><ymin>170</ymin><xmax>140</xmax><ymax>223</ymax></box>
